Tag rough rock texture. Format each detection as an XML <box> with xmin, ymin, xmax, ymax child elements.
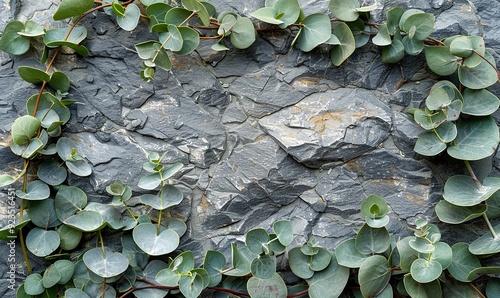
<box><xmin>0</xmin><ymin>0</ymin><xmax>499</xmax><ymax>295</ymax></box>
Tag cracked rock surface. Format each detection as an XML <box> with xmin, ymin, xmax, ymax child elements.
<box><xmin>0</xmin><ymin>0</ymin><xmax>499</xmax><ymax>293</ymax></box>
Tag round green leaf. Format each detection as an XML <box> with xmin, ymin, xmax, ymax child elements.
<box><xmin>26</xmin><ymin>92</ymin><xmax>71</xmax><ymax>124</ymax></box>
<box><xmin>297</xmin><ymin>13</ymin><xmax>332</xmax><ymax>52</ymax></box>
<box><xmin>329</xmin><ymin>0</ymin><xmax>360</xmax><ymax>22</ymax></box>
<box><xmin>64</xmin><ymin>210</ymin><xmax>105</xmax><ymax>232</ymax></box>
<box><xmin>83</xmin><ymin>247</ymin><xmax>129</xmax><ymax>278</ymax></box>
<box><xmin>355</xmin><ymin>224</ymin><xmax>391</xmax><ymax>254</ymax></box>
<box><xmin>175</xmin><ymin>26</ymin><xmax>200</xmax><ymax>55</ymax></box>
<box><xmin>386</xmin><ymin>7</ymin><xmax>404</xmax><ymax>34</ymax></box>
<box><xmin>361</xmin><ymin>194</ymin><xmax>388</xmax><ymax>218</ymax></box>
<box><xmin>26</xmin><ymin>227</ymin><xmax>60</xmax><ymax>257</ymax></box>
<box><xmin>16</xmin><ymin>180</ymin><xmax>50</xmax><ymax>201</ymax></box>
<box><xmin>181</xmin><ymin>0</ymin><xmax>210</xmax><ymax>26</ymax></box>
<box><xmin>170</xmin><ymin>251</ymin><xmax>195</xmax><ymax>274</ymax></box>
<box><xmin>179</xmin><ymin>273</ymin><xmax>204</xmax><ymax>298</ymax></box>
<box><xmin>18</xmin><ymin>66</ymin><xmax>50</xmax><ymax>84</ymax></box>
<box><xmin>463</xmin><ymin>36</ymin><xmax>486</xmax><ymax>68</ymax></box>
<box><xmin>66</xmin><ymin>159</ymin><xmax>92</xmax><ymax>177</ymax></box>
<box><xmin>133</xmin><ymin>223</ymin><xmax>180</xmax><ymax>256</ymax></box>
<box><xmin>372</xmin><ymin>24</ymin><xmax>392</xmax><ymax>46</ymax></box>
<box><xmin>443</xmin><ymin>175</ymin><xmax>500</xmax><ymax>206</ymax></box>
<box><xmin>225</xmin><ymin>243</ymin><xmax>254</xmax><ymax>277</ymax></box>
<box><xmin>306</xmin><ymin>253</ymin><xmax>349</xmax><ymax>298</ymax></box>
<box><xmin>403</xmin><ymin>275</ymin><xmax>441</xmax><ymax>298</ymax></box>
<box><xmin>450</xmin><ymin>36</ymin><xmax>474</xmax><ymax>58</ymax></box>
<box><xmin>403</xmin><ymin>36</ymin><xmax>424</xmax><ymax>55</ymax></box>
<box><xmin>57</xmin><ymin>224</ymin><xmax>83</xmax><ymax>250</ymax></box>
<box><xmin>56</xmin><ymin>137</ymin><xmax>77</xmax><ymax>160</ymax></box>
<box><xmin>401</xmin><ymin>13</ymin><xmax>434</xmax><ymax>40</ymax></box>
<box><xmin>49</xmin><ymin>71</ymin><xmax>71</xmax><ymax>93</ymax></box>
<box><xmin>425</xmin><ymin>46</ymin><xmax>459</xmax><ymax>76</ymax></box>
<box><xmin>161</xmin><ymin>218</ymin><xmax>187</xmax><ymax>237</ymax></box>
<box><xmin>310</xmin><ymin>247</ymin><xmax>332</xmax><ymax>271</ymax></box>
<box><xmin>414</xmin><ymin>131</ymin><xmax>447</xmax><ymax>156</ymax></box>
<box><xmin>44</xmin><ymin>260</ymin><xmax>74</xmax><ymax>287</ymax></box>
<box><xmin>140</xmin><ymin>185</ymin><xmax>183</xmax><ymax>211</ymax></box>
<box><xmin>272</xmin><ymin>220</ymin><xmax>293</xmax><ymax>246</ymax></box>
<box><xmin>409</xmin><ymin>236</ymin><xmax>435</xmax><ymax>254</ymax></box>
<box><xmin>53</xmin><ymin>0</ymin><xmax>94</xmax><ymax>20</ymax></box>
<box><xmin>467</xmin><ymin>266</ymin><xmax>500</xmax><ymax>282</ymax></box>
<box><xmin>55</xmin><ymin>185</ymin><xmax>87</xmax><ymax>221</ymax></box>
<box><xmin>116</xmin><ymin>3</ymin><xmax>140</xmax><ymax>31</ymax></box>
<box><xmin>11</xmin><ymin>115</ymin><xmax>41</xmax><ymax>145</ymax></box>
<box><xmin>358</xmin><ymin>255</ymin><xmax>391</xmax><ymax>298</ymax></box>
<box><xmin>38</xmin><ymin>160</ymin><xmax>67</xmax><ymax>185</ymax></box>
<box><xmin>397</xmin><ymin>236</ymin><xmax>418</xmax><ymax>273</ymax></box>
<box><xmin>448</xmin><ymin>242</ymin><xmax>480</xmax><ymax>282</ymax></box>
<box><xmin>24</xmin><ymin>273</ymin><xmax>44</xmax><ymax>295</ymax></box>
<box><xmin>330</xmin><ymin>22</ymin><xmax>356</xmax><ymax>66</ymax></box>
<box><xmin>230</xmin><ymin>17</ymin><xmax>256</xmax><ymax>49</ymax></box>
<box><xmin>246</xmin><ymin>228</ymin><xmax>270</xmax><ymax>254</ymax></box>
<box><xmin>458</xmin><ymin>51</ymin><xmax>498</xmax><ymax>89</ymax></box>
<box><xmin>65</xmin><ymin>288</ymin><xmax>92</xmax><ymax>298</ymax></box>
<box><xmin>462</xmin><ymin>88</ymin><xmax>500</xmax><ymax>116</ymax></box>
<box><xmin>247</xmin><ymin>273</ymin><xmax>287</xmax><ymax>298</ymax></box>
<box><xmin>288</xmin><ymin>246</ymin><xmax>314</xmax><ymax>279</ymax></box>
<box><xmin>251</xmin><ymin>7</ymin><xmax>283</xmax><ymax>25</ymax></box>
<box><xmin>346</xmin><ymin>19</ymin><xmax>371</xmax><ymax>48</ymax></box>
<box><xmin>447</xmin><ymin>116</ymin><xmax>499</xmax><ymax>161</ymax></box>
<box><xmin>250</xmin><ymin>254</ymin><xmax>276</xmax><ymax>279</ymax></box>
<box><xmin>335</xmin><ymin>238</ymin><xmax>369</xmax><ymax>268</ymax></box>
<box><xmin>203</xmin><ymin>250</ymin><xmax>226</xmax><ymax>287</ymax></box>
<box><xmin>10</xmin><ymin>137</ymin><xmax>44</xmax><ymax>159</ymax></box>
<box><xmin>0</xmin><ymin>175</ymin><xmax>16</xmax><ymax>188</ymax></box>
<box><xmin>486</xmin><ymin>278</ymin><xmax>500</xmax><ymax>298</ymax></box>
<box><xmin>435</xmin><ymin>200</ymin><xmax>486</xmax><ymax>224</ymax></box>
<box><xmin>410</xmin><ymin>259</ymin><xmax>442</xmax><ymax>283</ymax></box>
<box><xmin>0</xmin><ymin>21</ymin><xmax>30</xmax><ymax>55</ymax></box>
<box><xmin>218</xmin><ymin>13</ymin><xmax>237</xmax><ymax>35</ymax></box>
<box><xmin>28</xmin><ymin>199</ymin><xmax>61</xmax><ymax>228</ymax></box>
<box><xmin>44</xmin><ymin>26</ymin><xmax>89</xmax><ymax>56</ymax></box>
<box><xmin>156</xmin><ymin>268</ymin><xmax>180</xmax><ymax>287</ymax></box>
<box><xmin>274</xmin><ymin>0</ymin><xmax>300</xmax><ymax>28</ymax></box>
<box><xmin>382</xmin><ymin>39</ymin><xmax>405</xmax><ymax>63</ymax></box>
<box><xmin>469</xmin><ymin>223</ymin><xmax>500</xmax><ymax>255</ymax></box>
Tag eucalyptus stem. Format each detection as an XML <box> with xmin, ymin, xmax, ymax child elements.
<box><xmin>464</xmin><ymin>160</ymin><xmax>481</xmax><ymax>188</ymax></box>
<box><xmin>483</xmin><ymin>213</ymin><xmax>498</xmax><ymax>239</ymax></box>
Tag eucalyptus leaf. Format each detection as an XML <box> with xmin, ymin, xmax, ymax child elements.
<box><xmin>273</xmin><ymin>220</ymin><xmax>293</xmax><ymax>246</ymax></box>
<box><xmin>28</xmin><ymin>199</ymin><xmax>61</xmax><ymax>229</ymax></box>
<box><xmin>486</xmin><ymin>278</ymin><xmax>500</xmax><ymax>298</ymax></box>
<box><xmin>26</xmin><ymin>92</ymin><xmax>71</xmax><ymax>124</ymax></box>
<box><xmin>425</xmin><ymin>46</ymin><xmax>459</xmax><ymax>76</ymax></box>
<box><xmin>355</xmin><ymin>224</ymin><xmax>391</xmax><ymax>254</ymax></box>
<box><xmin>38</xmin><ymin>160</ymin><xmax>67</xmax><ymax>186</ymax></box>
<box><xmin>159</xmin><ymin>25</ymin><xmax>183</xmax><ymax>52</ymax></box>
<box><xmin>469</xmin><ymin>223</ymin><xmax>500</xmax><ymax>255</ymax></box>
<box><xmin>18</xmin><ymin>66</ymin><xmax>50</xmax><ymax>84</ymax></box>
<box><xmin>64</xmin><ymin>210</ymin><xmax>106</xmax><ymax>232</ymax></box>
<box><xmin>335</xmin><ymin>238</ymin><xmax>369</xmax><ymax>268</ymax></box>
<box><xmin>179</xmin><ymin>273</ymin><xmax>205</xmax><ymax>298</ymax></box>
<box><xmin>372</xmin><ymin>24</ymin><xmax>391</xmax><ymax>46</ymax></box>
<box><xmin>230</xmin><ymin>17</ymin><xmax>256</xmax><ymax>49</ymax></box>
<box><xmin>53</xmin><ymin>0</ymin><xmax>94</xmax><ymax>20</ymax></box>
<box><xmin>410</xmin><ymin>259</ymin><xmax>442</xmax><ymax>283</ymax></box>
<box><xmin>176</xmin><ymin>26</ymin><xmax>200</xmax><ymax>55</ymax></box>
<box><xmin>447</xmin><ymin>116</ymin><xmax>499</xmax><ymax>161</ymax></box>
<box><xmin>448</xmin><ymin>242</ymin><xmax>480</xmax><ymax>282</ymax></box>
<box><xmin>0</xmin><ymin>21</ymin><xmax>30</xmax><ymax>55</ymax></box>
<box><xmin>251</xmin><ymin>7</ymin><xmax>283</xmax><ymax>25</ymax></box>
<box><xmin>24</xmin><ymin>273</ymin><xmax>44</xmax><ymax>295</ymax></box>
<box><xmin>330</xmin><ymin>22</ymin><xmax>356</xmax><ymax>66</ymax></box>
<box><xmin>245</xmin><ymin>228</ymin><xmax>270</xmax><ymax>254</ymax></box>
<box><xmin>16</xmin><ymin>180</ymin><xmax>50</xmax><ymax>201</ymax></box>
<box><xmin>116</xmin><ymin>4</ymin><xmax>140</xmax><ymax>31</ymax></box>
<box><xmin>250</xmin><ymin>254</ymin><xmax>276</xmax><ymax>279</ymax></box>
<box><xmin>329</xmin><ymin>0</ymin><xmax>360</xmax><ymax>22</ymax></box>
<box><xmin>358</xmin><ymin>255</ymin><xmax>391</xmax><ymax>298</ymax></box>
<box><xmin>49</xmin><ymin>71</ymin><xmax>71</xmax><ymax>93</ymax></box>
<box><xmin>462</xmin><ymin>88</ymin><xmax>500</xmax><ymax>116</ymax></box>
<box><xmin>57</xmin><ymin>224</ymin><xmax>83</xmax><ymax>251</ymax></box>
<box><xmin>306</xmin><ymin>253</ymin><xmax>349</xmax><ymax>298</ymax></box>
<box><xmin>133</xmin><ymin>223</ymin><xmax>179</xmax><ymax>256</ymax></box>
<box><xmin>11</xmin><ymin>115</ymin><xmax>41</xmax><ymax>145</ymax></box>
<box><xmin>55</xmin><ymin>185</ymin><xmax>87</xmax><ymax>221</ymax></box>
<box><xmin>381</xmin><ymin>39</ymin><xmax>405</xmax><ymax>63</ymax></box>
<box><xmin>467</xmin><ymin>266</ymin><xmax>500</xmax><ymax>282</ymax></box>
<box><xmin>397</xmin><ymin>236</ymin><xmax>418</xmax><ymax>273</ymax></box>
<box><xmin>274</xmin><ymin>0</ymin><xmax>300</xmax><ymax>28</ymax></box>
<box><xmin>297</xmin><ymin>13</ymin><xmax>332</xmax><ymax>52</ymax></box>
<box><xmin>403</xmin><ymin>275</ymin><xmax>441</xmax><ymax>298</ymax></box>
<box><xmin>203</xmin><ymin>250</ymin><xmax>226</xmax><ymax>287</ymax></box>
<box><xmin>0</xmin><ymin>175</ymin><xmax>16</xmax><ymax>187</ymax></box>
<box><xmin>247</xmin><ymin>273</ymin><xmax>287</xmax><ymax>298</ymax></box>
<box><xmin>458</xmin><ymin>51</ymin><xmax>498</xmax><ymax>89</ymax></box>
<box><xmin>400</xmin><ymin>12</ymin><xmax>434</xmax><ymax>40</ymax></box>
<box><xmin>225</xmin><ymin>244</ymin><xmax>254</xmax><ymax>276</ymax></box>
<box><xmin>435</xmin><ymin>200</ymin><xmax>487</xmax><ymax>224</ymax></box>
<box><xmin>26</xmin><ymin>227</ymin><xmax>60</xmax><ymax>257</ymax></box>
<box><xmin>83</xmin><ymin>247</ymin><xmax>129</xmax><ymax>278</ymax></box>
<box><xmin>288</xmin><ymin>246</ymin><xmax>314</xmax><ymax>279</ymax></box>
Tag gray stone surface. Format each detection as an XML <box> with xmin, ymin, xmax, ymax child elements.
<box><xmin>0</xmin><ymin>0</ymin><xmax>499</xmax><ymax>296</ymax></box>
